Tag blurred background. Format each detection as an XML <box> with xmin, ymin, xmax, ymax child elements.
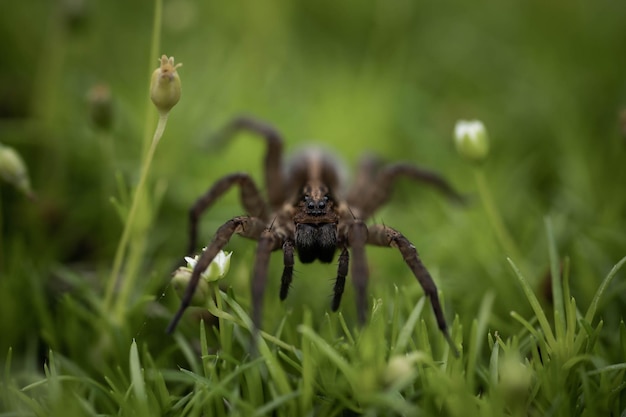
<box><xmin>1</xmin><ymin>0</ymin><xmax>626</xmax><ymax>369</ymax></box>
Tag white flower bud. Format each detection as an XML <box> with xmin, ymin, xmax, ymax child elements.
<box><xmin>454</xmin><ymin>120</ymin><xmax>489</xmax><ymax>163</ymax></box>
<box><xmin>383</xmin><ymin>355</ymin><xmax>415</xmax><ymax>385</ymax></box>
<box><xmin>382</xmin><ymin>352</ymin><xmax>427</xmax><ymax>387</ymax></box>
<box><xmin>150</xmin><ymin>55</ymin><xmax>182</xmax><ymax>115</ymax></box>
<box><xmin>0</xmin><ymin>144</ymin><xmax>34</xmax><ymax>199</ymax></box>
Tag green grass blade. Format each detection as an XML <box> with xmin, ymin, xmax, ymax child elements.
<box><xmin>587</xmin><ymin>363</ymin><xmax>626</xmax><ymax>375</ymax></box>
<box><xmin>489</xmin><ymin>335</ymin><xmax>499</xmax><ymax>385</ymax></box>
<box><xmin>300</xmin><ymin>309</ymin><xmax>315</xmax><ymax>412</ymax></box>
<box><xmin>545</xmin><ymin>217</ymin><xmax>565</xmax><ymax>341</ymax></box>
<box><xmin>258</xmin><ymin>339</ymin><xmax>293</xmax><ymax>401</ymax></box>
<box><xmin>129</xmin><ymin>339</ymin><xmax>148</xmax><ymax>414</ymax></box>
<box><xmin>507</xmin><ymin>258</ymin><xmax>557</xmax><ymax>347</ymax></box>
<box><xmin>584</xmin><ymin>255</ymin><xmax>626</xmax><ymax>324</ymax></box>
<box><xmin>298</xmin><ymin>324</ymin><xmax>357</xmax><ymax>387</ymax></box>
<box><xmin>252</xmin><ymin>390</ymin><xmax>302</xmax><ymax>417</ymax></box>
<box><xmin>392</xmin><ymin>296</ymin><xmax>425</xmax><ymax>355</ymax></box>
<box><xmin>3</xmin><ymin>347</ymin><xmax>11</xmax><ymax>382</ymax></box>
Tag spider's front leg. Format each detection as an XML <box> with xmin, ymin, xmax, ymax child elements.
<box><xmin>345</xmin><ymin>221</ymin><xmax>369</xmax><ymax>325</ymax></box>
<box><xmin>279</xmin><ymin>239</ymin><xmax>294</xmax><ymax>301</ymax></box>
<box><xmin>367</xmin><ymin>224</ymin><xmax>458</xmax><ymax>355</ymax></box>
<box><xmin>331</xmin><ymin>247</ymin><xmax>349</xmax><ymax>312</ymax></box>
<box><xmin>250</xmin><ymin>229</ymin><xmax>282</xmax><ymax>330</ymax></box>
<box><xmin>167</xmin><ymin>216</ymin><xmax>265</xmax><ymax>334</ymax></box>
<box><xmin>188</xmin><ymin>173</ymin><xmax>268</xmax><ymax>255</ymax></box>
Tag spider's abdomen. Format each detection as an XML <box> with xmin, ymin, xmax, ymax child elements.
<box><xmin>295</xmin><ymin>223</ymin><xmax>337</xmax><ymax>263</ymax></box>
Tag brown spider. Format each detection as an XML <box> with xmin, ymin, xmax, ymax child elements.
<box><xmin>167</xmin><ymin>116</ymin><xmax>462</xmax><ymax>352</ymax></box>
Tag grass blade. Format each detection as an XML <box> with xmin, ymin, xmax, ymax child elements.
<box><xmin>298</xmin><ymin>325</ymin><xmax>357</xmax><ymax>387</ymax></box>
<box><xmin>129</xmin><ymin>339</ymin><xmax>148</xmax><ymax>413</ymax></box>
<box><xmin>507</xmin><ymin>258</ymin><xmax>556</xmax><ymax>347</ymax></box>
<box><xmin>545</xmin><ymin>217</ymin><xmax>565</xmax><ymax>341</ymax></box>
<box><xmin>584</xmin><ymin>255</ymin><xmax>626</xmax><ymax>324</ymax></box>
<box><xmin>392</xmin><ymin>296</ymin><xmax>425</xmax><ymax>355</ymax></box>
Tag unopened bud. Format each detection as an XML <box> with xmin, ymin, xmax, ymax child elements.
<box><xmin>382</xmin><ymin>352</ymin><xmax>427</xmax><ymax>387</ymax></box>
<box><xmin>0</xmin><ymin>144</ymin><xmax>34</xmax><ymax>199</ymax></box>
<box><xmin>150</xmin><ymin>55</ymin><xmax>182</xmax><ymax>115</ymax></box>
<box><xmin>454</xmin><ymin>120</ymin><xmax>489</xmax><ymax>163</ymax></box>
<box><xmin>171</xmin><ymin>266</ymin><xmax>211</xmax><ymax>306</ymax></box>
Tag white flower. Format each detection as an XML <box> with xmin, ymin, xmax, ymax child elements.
<box><xmin>184</xmin><ymin>249</ymin><xmax>232</xmax><ymax>282</ymax></box>
<box><xmin>171</xmin><ymin>249</ymin><xmax>232</xmax><ymax>304</ymax></box>
<box><xmin>454</xmin><ymin>119</ymin><xmax>489</xmax><ymax>163</ymax></box>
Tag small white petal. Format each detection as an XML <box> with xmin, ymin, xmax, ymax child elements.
<box><xmin>184</xmin><ymin>256</ymin><xmax>196</xmax><ymax>268</ymax></box>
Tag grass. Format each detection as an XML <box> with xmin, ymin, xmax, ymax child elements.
<box><xmin>3</xmin><ymin>246</ymin><xmax>625</xmax><ymax>416</ymax></box>
<box><xmin>2</xmin><ymin>0</ymin><xmax>626</xmax><ymax>416</ymax></box>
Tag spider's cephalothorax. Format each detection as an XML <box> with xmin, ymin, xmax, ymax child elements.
<box><xmin>167</xmin><ymin>116</ymin><xmax>463</xmax><ymax>353</ymax></box>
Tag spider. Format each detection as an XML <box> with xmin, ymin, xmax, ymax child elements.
<box><xmin>167</xmin><ymin>116</ymin><xmax>463</xmax><ymax>352</ymax></box>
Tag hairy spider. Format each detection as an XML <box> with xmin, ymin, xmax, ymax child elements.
<box><xmin>167</xmin><ymin>116</ymin><xmax>463</xmax><ymax>351</ymax></box>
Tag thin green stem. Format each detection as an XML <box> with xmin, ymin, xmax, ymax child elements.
<box><xmin>105</xmin><ymin>114</ymin><xmax>169</xmax><ymax>317</ymax></box>
<box><xmin>473</xmin><ymin>168</ymin><xmax>523</xmax><ymax>264</ymax></box>
<box><xmin>104</xmin><ymin>0</ymin><xmax>163</xmax><ymax>316</ymax></box>
<box><xmin>142</xmin><ymin>0</ymin><xmax>163</xmax><ymax>156</ymax></box>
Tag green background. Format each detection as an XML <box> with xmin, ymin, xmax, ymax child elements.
<box><xmin>1</xmin><ymin>0</ymin><xmax>625</xmax><ymax>415</ymax></box>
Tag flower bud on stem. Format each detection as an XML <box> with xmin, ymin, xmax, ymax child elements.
<box><xmin>105</xmin><ymin>55</ymin><xmax>182</xmax><ymax>320</ymax></box>
<box><xmin>454</xmin><ymin>119</ymin><xmax>524</xmax><ymax>268</ymax></box>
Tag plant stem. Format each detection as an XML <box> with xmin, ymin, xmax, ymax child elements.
<box><xmin>473</xmin><ymin>168</ymin><xmax>523</xmax><ymax>264</ymax></box>
<box><xmin>103</xmin><ymin>0</ymin><xmax>163</xmax><ymax>316</ymax></box>
<box><xmin>105</xmin><ymin>114</ymin><xmax>169</xmax><ymax>316</ymax></box>
<box><xmin>142</xmin><ymin>0</ymin><xmax>163</xmax><ymax>156</ymax></box>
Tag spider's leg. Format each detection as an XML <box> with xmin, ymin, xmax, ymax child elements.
<box><xmin>367</xmin><ymin>224</ymin><xmax>458</xmax><ymax>356</ymax></box>
<box><xmin>188</xmin><ymin>173</ymin><xmax>268</xmax><ymax>255</ymax></box>
<box><xmin>279</xmin><ymin>239</ymin><xmax>294</xmax><ymax>300</ymax></box>
<box><xmin>331</xmin><ymin>247</ymin><xmax>349</xmax><ymax>311</ymax></box>
<box><xmin>215</xmin><ymin>116</ymin><xmax>285</xmax><ymax>208</ymax></box>
<box><xmin>346</xmin><ymin>221</ymin><xmax>369</xmax><ymax>324</ymax></box>
<box><xmin>346</xmin><ymin>154</ymin><xmax>382</xmax><ymax>216</ymax></box>
<box><xmin>251</xmin><ymin>229</ymin><xmax>281</xmax><ymax>331</ymax></box>
<box><xmin>168</xmin><ymin>216</ymin><xmax>266</xmax><ymax>334</ymax></box>
<box><xmin>359</xmin><ymin>163</ymin><xmax>464</xmax><ymax>220</ymax></box>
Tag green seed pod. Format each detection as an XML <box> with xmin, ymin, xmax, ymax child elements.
<box><xmin>150</xmin><ymin>55</ymin><xmax>182</xmax><ymax>116</ymax></box>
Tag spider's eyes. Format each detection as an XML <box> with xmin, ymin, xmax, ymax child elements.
<box><xmin>303</xmin><ymin>194</ymin><xmax>330</xmax><ymax>213</ymax></box>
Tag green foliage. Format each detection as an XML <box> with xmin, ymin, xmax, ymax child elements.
<box><xmin>1</xmin><ymin>0</ymin><xmax>626</xmax><ymax>416</ymax></box>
